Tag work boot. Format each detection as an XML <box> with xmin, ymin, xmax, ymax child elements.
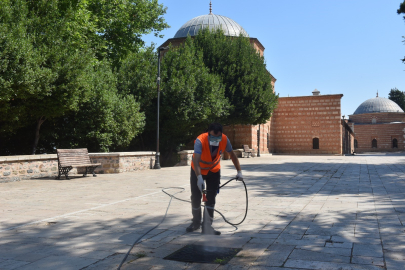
<box><xmin>201</xmin><ymin>225</ymin><xmax>221</xmax><ymax>235</ymax></box>
<box><xmin>186</xmin><ymin>222</ymin><xmax>201</xmax><ymax>232</ymax></box>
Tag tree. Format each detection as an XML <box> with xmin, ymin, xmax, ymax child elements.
<box><xmin>116</xmin><ymin>46</ymin><xmax>159</xmax><ymax>150</ymax></box>
<box><xmin>158</xmin><ymin>38</ymin><xmax>228</xmax><ymax>159</ymax></box>
<box><xmin>117</xmin><ymin>38</ymin><xmax>229</xmax><ymax>163</ymax></box>
<box><xmin>0</xmin><ymin>0</ymin><xmax>96</xmax><ymax>154</ymax></box>
<box><xmin>389</xmin><ymin>88</ymin><xmax>405</xmax><ymax>111</ymax></box>
<box><xmin>117</xmin><ymin>46</ymin><xmax>158</xmax><ymax>110</ymax></box>
<box><xmin>193</xmin><ymin>28</ymin><xmax>278</xmax><ymax>125</ymax></box>
<box><xmin>0</xmin><ymin>0</ymin><xmax>168</xmax><ymax>154</ymax></box>
<box><xmin>40</xmin><ymin>61</ymin><xmax>145</xmax><ymax>153</ymax></box>
<box><xmin>398</xmin><ymin>1</ymin><xmax>405</xmax><ymax>63</ymax></box>
<box><xmin>86</xmin><ymin>0</ymin><xmax>169</xmax><ymax>68</ymax></box>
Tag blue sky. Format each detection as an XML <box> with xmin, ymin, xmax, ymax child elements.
<box><xmin>142</xmin><ymin>0</ymin><xmax>405</xmax><ymax>117</ymax></box>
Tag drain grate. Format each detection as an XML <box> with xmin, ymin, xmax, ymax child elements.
<box><xmin>164</xmin><ymin>244</ymin><xmax>242</xmax><ymax>265</ymax></box>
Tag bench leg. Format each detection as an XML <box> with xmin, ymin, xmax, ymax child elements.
<box><xmin>57</xmin><ymin>166</ymin><xmax>72</xmax><ymax>180</ymax></box>
<box><xmin>86</xmin><ymin>166</ymin><xmax>97</xmax><ymax>177</ymax></box>
<box><xmin>83</xmin><ymin>167</ymin><xmax>88</xmax><ymax>177</ymax></box>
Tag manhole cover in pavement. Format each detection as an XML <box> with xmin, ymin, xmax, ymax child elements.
<box><xmin>164</xmin><ymin>244</ymin><xmax>242</xmax><ymax>264</ymax></box>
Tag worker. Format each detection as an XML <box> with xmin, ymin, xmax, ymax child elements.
<box><xmin>186</xmin><ymin>123</ymin><xmax>243</xmax><ymax>235</ymax></box>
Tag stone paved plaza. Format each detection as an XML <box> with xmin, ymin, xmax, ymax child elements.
<box><xmin>1</xmin><ymin>154</ymin><xmax>405</xmax><ymax>269</ymax></box>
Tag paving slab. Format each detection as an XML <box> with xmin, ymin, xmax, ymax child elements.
<box><xmin>2</xmin><ymin>154</ymin><xmax>405</xmax><ymax>269</ymax></box>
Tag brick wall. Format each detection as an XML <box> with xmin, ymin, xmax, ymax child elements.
<box><xmin>352</xmin><ymin>123</ymin><xmax>405</xmax><ymax>153</ymax></box>
<box><xmin>349</xmin><ymin>112</ymin><xmax>405</xmax><ymax>124</ymax></box>
<box><xmin>223</xmin><ymin>125</ymin><xmax>254</xmax><ymax>151</ymax></box>
<box><xmin>224</xmin><ymin>122</ymin><xmax>272</xmax><ymax>155</ymax></box>
<box><xmin>271</xmin><ymin>95</ymin><xmax>343</xmax><ymax>155</ymax></box>
<box><xmin>342</xmin><ymin>120</ymin><xmax>355</xmax><ymax>154</ymax></box>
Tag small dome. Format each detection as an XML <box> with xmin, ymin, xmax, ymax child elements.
<box><xmin>174</xmin><ymin>14</ymin><xmax>248</xmax><ymax>39</ymax></box>
<box><xmin>353</xmin><ymin>97</ymin><xmax>404</xmax><ymax>115</ymax></box>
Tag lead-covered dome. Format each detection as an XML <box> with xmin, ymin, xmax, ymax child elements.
<box><xmin>174</xmin><ymin>14</ymin><xmax>248</xmax><ymax>38</ymax></box>
<box><xmin>353</xmin><ymin>97</ymin><xmax>404</xmax><ymax>115</ymax></box>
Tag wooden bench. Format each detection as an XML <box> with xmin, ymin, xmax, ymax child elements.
<box><xmin>242</xmin><ymin>145</ymin><xmax>253</xmax><ymax>158</ymax></box>
<box><xmin>56</xmin><ymin>149</ymin><xmax>101</xmax><ymax>179</ymax></box>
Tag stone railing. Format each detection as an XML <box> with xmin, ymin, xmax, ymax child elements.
<box><xmin>0</xmin><ymin>152</ymin><xmax>155</xmax><ymax>183</ymax></box>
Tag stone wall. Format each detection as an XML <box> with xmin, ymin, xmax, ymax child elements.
<box><xmin>0</xmin><ymin>155</ymin><xmax>59</xmax><ymax>183</ymax></box>
<box><xmin>176</xmin><ymin>150</ymin><xmax>194</xmax><ymax>166</ymax></box>
<box><xmin>0</xmin><ymin>152</ymin><xmax>155</xmax><ymax>183</ymax></box>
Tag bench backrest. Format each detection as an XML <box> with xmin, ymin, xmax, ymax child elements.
<box><xmin>57</xmin><ymin>148</ymin><xmax>92</xmax><ymax>167</ymax></box>
<box><xmin>243</xmin><ymin>145</ymin><xmax>251</xmax><ymax>152</ymax></box>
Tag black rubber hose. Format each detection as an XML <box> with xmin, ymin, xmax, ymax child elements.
<box><xmin>117</xmin><ymin>178</ymin><xmax>248</xmax><ymax>269</ymax></box>
<box><xmin>116</xmin><ymin>187</ymin><xmax>184</xmax><ymax>270</ymax></box>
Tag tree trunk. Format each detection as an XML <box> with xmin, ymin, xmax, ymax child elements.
<box><xmin>32</xmin><ymin>116</ymin><xmax>46</xmax><ymax>155</ymax></box>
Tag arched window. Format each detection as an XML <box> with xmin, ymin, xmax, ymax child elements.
<box><xmin>393</xmin><ymin>138</ymin><xmax>398</xmax><ymax>148</ymax></box>
<box><xmin>354</xmin><ymin>139</ymin><xmax>358</xmax><ymax>148</ymax></box>
<box><xmin>372</xmin><ymin>118</ymin><xmax>377</xmax><ymax>124</ymax></box>
<box><xmin>372</xmin><ymin>139</ymin><xmax>377</xmax><ymax>148</ymax></box>
<box><xmin>313</xmin><ymin>138</ymin><xmax>319</xmax><ymax>149</ymax></box>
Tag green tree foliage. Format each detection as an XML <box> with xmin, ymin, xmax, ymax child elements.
<box><xmin>0</xmin><ymin>0</ymin><xmax>96</xmax><ymax>154</ymax></box>
<box><xmin>86</xmin><ymin>0</ymin><xmax>169</xmax><ymax>68</ymax></box>
<box><xmin>118</xmin><ymin>38</ymin><xmax>228</xmax><ymax>162</ymax></box>
<box><xmin>193</xmin><ymin>29</ymin><xmax>278</xmax><ymax>125</ymax></box>
<box><xmin>117</xmin><ymin>30</ymin><xmax>278</xmax><ymax>164</ymax></box>
<box><xmin>40</xmin><ymin>61</ymin><xmax>145</xmax><ymax>153</ymax></box>
<box><xmin>0</xmin><ymin>0</ymin><xmax>167</xmax><ymax>155</ymax></box>
<box><xmin>116</xmin><ymin>46</ymin><xmax>159</xmax><ymax>151</ymax></box>
<box><xmin>159</xmin><ymin>38</ymin><xmax>228</xmax><ymax>157</ymax></box>
<box><xmin>398</xmin><ymin>1</ymin><xmax>405</xmax><ymax>63</ymax></box>
<box><xmin>389</xmin><ymin>88</ymin><xmax>405</xmax><ymax>111</ymax></box>
<box><xmin>117</xmin><ymin>46</ymin><xmax>157</xmax><ymax>109</ymax></box>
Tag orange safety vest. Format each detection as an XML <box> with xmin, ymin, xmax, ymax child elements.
<box><xmin>191</xmin><ymin>133</ymin><xmax>227</xmax><ymax>175</ymax></box>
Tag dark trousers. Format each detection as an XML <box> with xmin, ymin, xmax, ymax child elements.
<box><xmin>190</xmin><ymin>168</ymin><xmax>220</xmax><ymax>225</ymax></box>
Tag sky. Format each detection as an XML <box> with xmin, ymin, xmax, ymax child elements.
<box><xmin>142</xmin><ymin>0</ymin><xmax>405</xmax><ymax>117</ymax></box>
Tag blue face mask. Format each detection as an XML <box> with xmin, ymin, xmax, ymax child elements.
<box><xmin>209</xmin><ymin>135</ymin><xmax>222</xmax><ymax>146</ymax></box>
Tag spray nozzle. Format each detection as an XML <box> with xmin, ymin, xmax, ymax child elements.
<box><xmin>202</xmin><ymin>190</ymin><xmax>207</xmax><ymax>202</ymax></box>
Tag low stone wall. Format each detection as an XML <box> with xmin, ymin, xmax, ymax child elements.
<box><xmin>175</xmin><ymin>148</ymin><xmax>259</xmax><ymax>167</ymax></box>
<box><xmin>88</xmin><ymin>152</ymin><xmax>155</xmax><ymax>174</ymax></box>
<box><xmin>176</xmin><ymin>150</ymin><xmax>194</xmax><ymax>166</ymax></box>
<box><xmin>0</xmin><ymin>152</ymin><xmax>155</xmax><ymax>183</ymax></box>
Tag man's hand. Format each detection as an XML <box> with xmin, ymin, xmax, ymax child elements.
<box><xmin>236</xmin><ymin>170</ymin><xmax>243</xmax><ymax>181</ymax></box>
<box><xmin>197</xmin><ymin>175</ymin><xmax>205</xmax><ymax>192</ymax></box>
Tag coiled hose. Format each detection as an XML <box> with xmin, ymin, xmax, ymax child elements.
<box><xmin>117</xmin><ymin>178</ymin><xmax>248</xmax><ymax>270</ymax></box>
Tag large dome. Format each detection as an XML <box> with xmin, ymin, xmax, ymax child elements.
<box><xmin>353</xmin><ymin>97</ymin><xmax>404</xmax><ymax>115</ymax></box>
<box><xmin>174</xmin><ymin>14</ymin><xmax>248</xmax><ymax>39</ymax></box>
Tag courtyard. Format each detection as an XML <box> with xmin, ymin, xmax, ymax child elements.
<box><xmin>1</xmin><ymin>154</ymin><xmax>405</xmax><ymax>269</ymax></box>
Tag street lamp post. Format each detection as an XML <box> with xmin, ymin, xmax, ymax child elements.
<box><xmin>154</xmin><ymin>46</ymin><xmax>169</xmax><ymax>169</ymax></box>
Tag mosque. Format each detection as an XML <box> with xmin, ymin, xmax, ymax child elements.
<box><xmin>161</xmin><ymin>3</ymin><xmax>405</xmax><ymax>155</ymax></box>
<box><xmin>348</xmin><ymin>95</ymin><xmax>405</xmax><ymax>153</ymax></box>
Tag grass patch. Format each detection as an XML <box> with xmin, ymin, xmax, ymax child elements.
<box><xmin>214</xmin><ymin>258</ymin><xmax>227</xmax><ymax>264</ymax></box>
<box><xmin>135</xmin><ymin>252</ymin><xmax>147</xmax><ymax>258</ymax></box>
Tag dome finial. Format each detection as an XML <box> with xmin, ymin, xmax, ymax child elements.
<box><xmin>209</xmin><ymin>1</ymin><xmax>212</xmax><ymax>14</ymax></box>
<box><xmin>376</xmin><ymin>90</ymin><xmax>378</xmax><ymax>97</ymax></box>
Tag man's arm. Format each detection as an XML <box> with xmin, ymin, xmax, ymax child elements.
<box><xmin>193</xmin><ymin>153</ymin><xmax>202</xmax><ymax>176</ymax></box>
<box><xmin>229</xmin><ymin>150</ymin><xmax>241</xmax><ymax>171</ymax></box>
